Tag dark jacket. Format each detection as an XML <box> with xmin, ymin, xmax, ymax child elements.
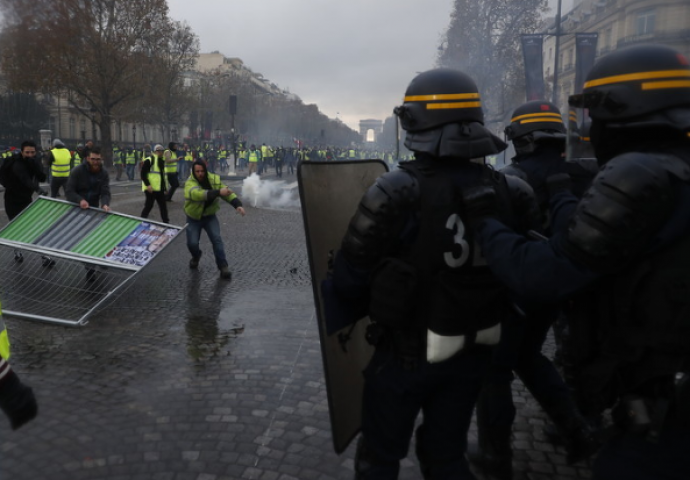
<box><xmin>65</xmin><ymin>163</ymin><xmax>111</xmax><ymax>208</ymax></box>
<box><xmin>4</xmin><ymin>154</ymin><xmax>46</xmax><ymax>219</ymax></box>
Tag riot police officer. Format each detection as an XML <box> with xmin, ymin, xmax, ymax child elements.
<box><xmin>464</xmin><ymin>44</ymin><xmax>690</xmax><ymax>479</ymax></box>
<box><xmin>332</xmin><ymin>68</ymin><xmax>540</xmax><ymax>479</ymax></box>
<box><xmin>468</xmin><ymin>101</ymin><xmax>596</xmax><ymax>479</ymax></box>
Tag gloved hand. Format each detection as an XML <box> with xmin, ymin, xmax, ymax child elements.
<box><xmin>546</xmin><ymin>173</ymin><xmax>572</xmax><ymax>198</ymax></box>
<box><xmin>462</xmin><ymin>185</ymin><xmax>498</xmax><ymax>229</ymax></box>
<box><xmin>0</xmin><ymin>370</ymin><xmax>38</xmax><ymax>430</ymax></box>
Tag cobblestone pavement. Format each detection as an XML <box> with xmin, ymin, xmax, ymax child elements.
<box><xmin>0</xmin><ymin>169</ymin><xmax>593</xmax><ymax>479</ymax></box>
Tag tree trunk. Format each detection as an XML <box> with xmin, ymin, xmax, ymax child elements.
<box><xmin>99</xmin><ymin>115</ymin><xmax>113</xmax><ymax>168</ymax></box>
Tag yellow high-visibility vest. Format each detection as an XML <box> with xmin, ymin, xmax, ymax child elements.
<box><xmin>164</xmin><ymin>150</ymin><xmax>178</xmax><ymax>174</ymax></box>
<box><xmin>142</xmin><ymin>156</ymin><xmax>165</xmax><ymax>192</ymax></box>
<box><xmin>51</xmin><ymin>148</ymin><xmax>72</xmax><ymax>177</ymax></box>
<box><xmin>0</xmin><ymin>304</ymin><xmax>10</xmax><ymax>360</ymax></box>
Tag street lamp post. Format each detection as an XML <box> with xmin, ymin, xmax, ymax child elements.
<box><xmin>231</xmin><ymin>127</ymin><xmax>237</xmax><ymax>170</ymax></box>
<box><xmin>132</xmin><ymin>125</ymin><xmax>136</xmax><ymax>149</ymax></box>
<box><xmin>552</xmin><ymin>0</ymin><xmax>563</xmax><ymax>105</ymax></box>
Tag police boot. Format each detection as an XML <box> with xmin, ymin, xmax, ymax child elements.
<box><xmin>466</xmin><ymin>393</ymin><xmax>513</xmax><ymax>480</ymax></box>
<box><xmin>543</xmin><ymin>404</ymin><xmax>601</xmax><ymax>464</ymax></box>
<box><xmin>354</xmin><ymin>436</ymin><xmax>399</xmax><ymax>479</ymax></box>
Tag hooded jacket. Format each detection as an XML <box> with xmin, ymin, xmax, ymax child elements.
<box><xmin>184</xmin><ymin>160</ymin><xmax>242</xmax><ymax>220</ymax></box>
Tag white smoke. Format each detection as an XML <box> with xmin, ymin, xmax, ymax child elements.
<box><xmin>241</xmin><ymin>173</ymin><xmax>300</xmax><ymax>209</ymax></box>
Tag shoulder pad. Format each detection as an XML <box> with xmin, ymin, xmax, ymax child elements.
<box><xmin>564</xmin><ymin>152</ymin><xmax>681</xmax><ymax>271</ymax></box>
<box><xmin>360</xmin><ymin>169</ymin><xmax>419</xmax><ymax>213</ymax></box>
<box><xmin>342</xmin><ymin>169</ymin><xmax>419</xmax><ymax>268</ymax></box>
<box><xmin>597</xmin><ymin>153</ymin><xmax>684</xmax><ymax>200</ymax></box>
<box><xmin>503</xmin><ymin>172</ymin><xmax>534</xmax><ymax>198</ymax></box>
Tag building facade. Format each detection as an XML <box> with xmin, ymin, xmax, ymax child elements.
<box><xmin>544</xmin><ymin>0</ymin><xmax>690</xmax><ymax>111</ymax></box>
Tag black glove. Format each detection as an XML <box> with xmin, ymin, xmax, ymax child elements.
<box><xmin>462</xmin><ymin>185</ymin><xmax>499</xmax><ymax>229</ymax></box>
<box><xmin>546</xmin><ymin>173</ymin><xmax>572</xmax><ymax>198</ymax></box>
<box><xmin>0</xmin><ymin>370</ymin><xmax>38</xmax><ymax>430</ymax></box>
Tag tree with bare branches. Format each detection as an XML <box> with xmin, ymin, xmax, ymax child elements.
<box><xmin>438</xmin><ymin>0</ymin><xmax>547</xmax><ymax>126</ymax></box>
<box><xmin>0</xmin><ymin>0</ymin><xmax>199</xmax><ymax>164</ymax></box>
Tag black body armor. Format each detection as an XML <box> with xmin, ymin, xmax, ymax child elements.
<box><xmin>561</xmin><ymin>152</ymin><xmax>690</xmax><ymax>428</ymax></box>
<box><xmin>341</xmin><ymin>158</ymin><xmax>540</xmax><ymax>361</ymax></box>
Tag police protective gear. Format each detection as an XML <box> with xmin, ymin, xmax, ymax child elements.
<box><xmin>52</xmin><ymin>138</ymin><xmax>65</xmax><ymax>148</ymax></box>
<box><xmin>298</xmin><ymin>160</ymin><xmax>387</xmax><ymax>454</ymax></box>
<box><xmin>561</xmin><ymin>152</ymin><xmax>690</xmax><ymax>273</ymax></box>
<box><xmin>505</xmin><ymin>100</ymin><xmax>566</xmax><ymax>156</ymax></box>
<box><xmin>505</xmin><ymin>100</ymin><xmax>566</xmax><ymax>140</ymax></box>
<box><xmin>345</xmin><ymin>160</ymin><xmax>540</xmax><ymax>364</ymax></box>
<box><xmin>394</xmin><ymin>68</ymin><xmax>507</xmax><ymax>159</ymax></box>
<box><xmin>569</xmin><ymin>44</ymin><xmax>690</xmax><ymax>162</ymax></box>
<box><xmin>571</xmin><ymin>44</ymin><xmax>690</xmax><ymax>123</ymax></box>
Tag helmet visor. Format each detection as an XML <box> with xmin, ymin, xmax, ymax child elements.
<box><xmin>566</xmin><ymin>107</ymin><xmax>596</xmax><ymax>162</ymax></box>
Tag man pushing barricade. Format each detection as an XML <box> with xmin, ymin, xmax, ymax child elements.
<box><xmin>329</xmin><ymin>68</ymin><xmax>541</xmax><ymax>479</ymax></box>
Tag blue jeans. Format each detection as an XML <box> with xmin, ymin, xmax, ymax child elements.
<box><xmin>185</xmin><ymin>214</ymin><xmax>227</xmax><ymax>268</ymax></box>
<box><xmin>126</xmin><ymin>163</ymin><xmax>135</xmax><ymax>180</ymax></box>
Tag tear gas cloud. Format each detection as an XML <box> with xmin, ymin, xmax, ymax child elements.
<box><xmin>241</xmin><ymin>174</ymin><xmax>300</xmax><ymax>209</ymax></box>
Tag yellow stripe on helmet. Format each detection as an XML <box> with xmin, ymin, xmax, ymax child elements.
<box><xmin>511</xmin><ymin>112</ymin><xmax>562</xmax><ymax>123</ymax></box>
<box><xmin>584</xmin><ymin>69</ymin><xmax>690</xmax><ymax>89</ymax></box>
<box><xmin>641</xmin><ymin>80</ymin><xmax>690</xmax><ymax>90</ymax></box>
<box><xmin>520</xmin><ymin>118</ymin><xmax>565</xmax><ymax>124</ymax></box>
<box><xmin>426</xmin><ymin>101</ymin><xmax>482</xmax><ymax>110</ymax></box>
<box><xmin>404</xmin><ymin>93</ymin><xmax>480</xmax><ymax>102</ymax></box>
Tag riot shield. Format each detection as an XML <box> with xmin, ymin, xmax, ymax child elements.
<box><xmin>298</xmin><ymin>159</ymin><xmax>387</xmax><ymax>454</ymax></box>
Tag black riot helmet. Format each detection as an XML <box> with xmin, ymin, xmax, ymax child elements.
<box><xmin>394</xmin><ymin>68</ymin><xmax>506</xmax><ymax>159</ymax></box>
<box><xmin>505</xmin><ymin>100</ymin><xmax>566</xmax><ymax>141</ymax></box>
<box><xmin>394</xmin><ymin>68</ymin><xmax>484</xmax><ymax>132</ymax></box>
<box><xmin>569</xmin><ymin>44</ymin><xmax>690</xmax><ymax>162</ymax></box>
<box><xmin>569</xmin><ymin>44</ymin><xmax>690</xmax><ymax>125</ymax></box>
<box><xmin>505</xmin><ymin>100</ymin><xmax>566</xmax><ymax>156</ymax></box>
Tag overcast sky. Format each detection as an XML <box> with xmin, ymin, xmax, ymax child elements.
<box><xmin>167</xmin><ymin>0</ymin><xmax>568</xmax><ymax>131</ymax></box>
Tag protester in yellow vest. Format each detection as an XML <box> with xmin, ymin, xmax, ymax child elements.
<box><xmin>46</xmin><ymin>139</ymin><xmax>73</xmax><ymax>198</ymax></box>
<box><xmin>164</xmin><ymin>142</ymin><xmax>179</xmax><ymax>202</ymax></box>
<box><xmin>140</xmin><ymin>144</ymin><xmax>169</xmax><ymax>224</ymax></box>
<box><xmin>125</xmin><ymin>148</ymin><xmax>137</xmax><ymax>181</ymax></box>
<box><xmin>0</xmin><ymin>304</ymin><xmax>38</xmax><ymax>430</ymax></box>
<box><xmin>247</xmin><ymin>144</ymin><xmax>261</xmax><ymax>175</ymax></box>
<box><xmin>184</xmin><ymin>150</ymin><xmax>194</xmax><ymax>179</ymax></box>
<box><xmin>184</xmin><ymin>159</ymin><xmax>246</xmax><ymax>279</ymax></box>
